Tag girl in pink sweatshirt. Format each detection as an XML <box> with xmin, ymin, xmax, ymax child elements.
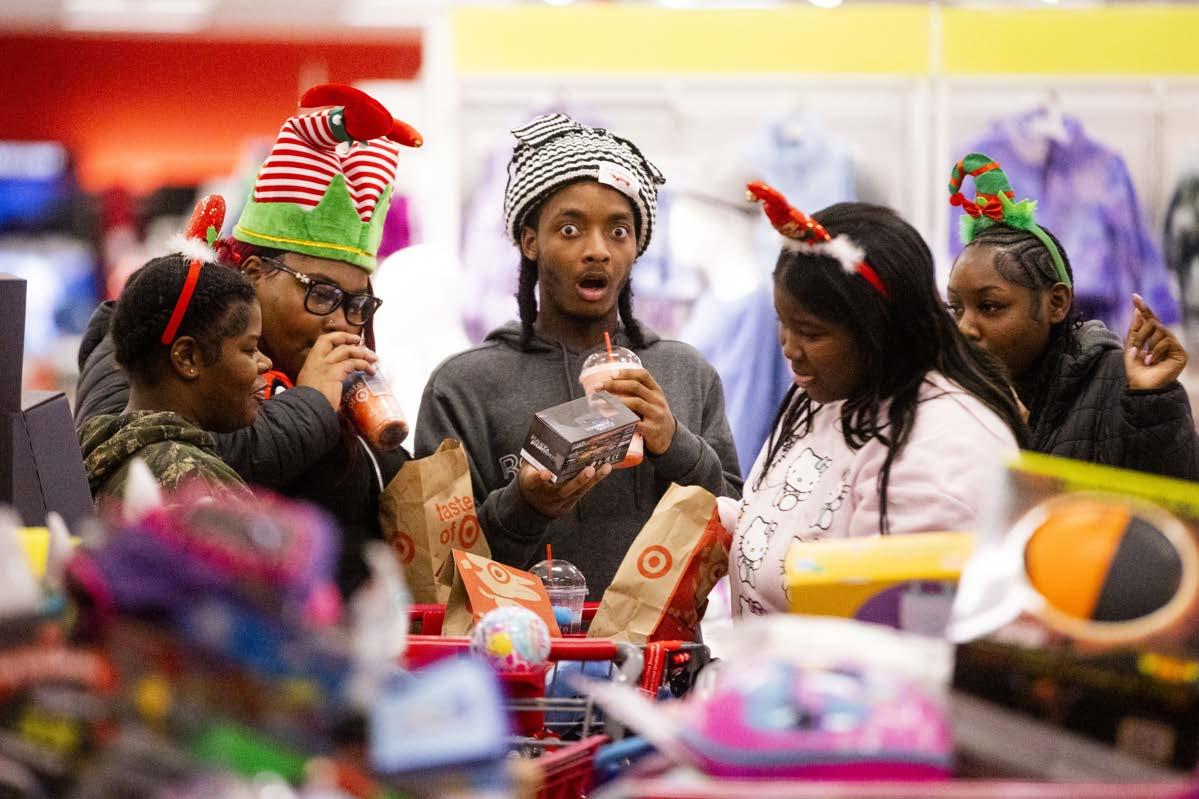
<box><xmin>731</xmin><ymin>184</ymin><xmax>1028</xmax><ymax>617</ymax></box>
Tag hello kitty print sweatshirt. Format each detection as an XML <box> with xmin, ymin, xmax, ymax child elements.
<box><xmin>730</xmin><ymin>371</ymin><xmax>1019</xmax><ymax>617</ymax></box>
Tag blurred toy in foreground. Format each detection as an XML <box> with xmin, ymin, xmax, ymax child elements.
<box><xmin>470</xmin><ymin>606</ymin><xmax>552</xmax><ymax>674</ymax></box>
<box><xmin>950</xmin><ymin>452</ymin><xmax>1199</xmax><ymax>770</ymax></box>
<box><xmin>0</xmin><ymin>510</ymin><xmax>117</xmax><ymax>797</ymax></box>
<box><xmin>785</xmin><ymin>531</ymin><xmax>975</xmax><ymax>636</ymax></box>
<box><xmin>4</xmin><ymin>477</ymin><xmax>514</xmax><ymax>796</ymax></box>
<box><xmin>580</xmin><ymin>616</ymin><xmax>952</xmax><ymax>781</ymax></box>
<box><xmin>68</xmin><ymin>484</ymin><xmax>342</xmax><ymax>634</ymax></box>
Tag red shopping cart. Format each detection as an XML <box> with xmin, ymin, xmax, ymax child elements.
<box><xmin>403</xmin><ymin>604</ymin><xmax>711</xmax><ymax>799</ymax></box>
<box><xmin>409</xmin><ymin>602</ymin><xmax>602</xmax><ymax>637</ymax></box>
<box><xmin>403</xmin><ymin>635</ymin><xmax>708</xmax><ymax>741</ymax></box>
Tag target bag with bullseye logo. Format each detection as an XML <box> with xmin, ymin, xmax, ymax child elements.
<box><xmin>589</xmin><ymin>484</ymin><xmax>732</xmax><ymax>644</ymax></box>
<box><xmin>379</xmin><ymin>439</ymin><xmax>489</xmax><ymax>604</ymax></box>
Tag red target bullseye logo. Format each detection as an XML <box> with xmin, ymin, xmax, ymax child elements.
<box><xmin>392</xmin><ymin>532</ymin><xmax>415</xmax><ymax>565</ymax></box>
<box><xmin>459</xmin><ymin>515</ymin><xmax>480</xmax><ymax>549</ymax></box>
<box><xmin>486</xmin><ymin>563</ymin><xmax>512</xmax><ymax>585</ymax></box>
<box><xmin>637</xmin><ymin>545</ymin><xmax>673</xmax><ymax>579</ymax></box>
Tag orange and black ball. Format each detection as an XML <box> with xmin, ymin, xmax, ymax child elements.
<box><xmin>1024</xmin><ymin>496</ymin><xmax>1184</xmax><ymax>622</ymax></box>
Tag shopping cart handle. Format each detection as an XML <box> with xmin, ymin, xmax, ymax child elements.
<box><xmin>548</xmin><ymin>639</ymin><xmax>620</xmax><ymax>661</ymax></box>
<box><xmin>403</xmin><ymin>635</ymin><xmax>646</xmax><ymax>686</ymax></box>
<box><xmin>402</xmin><ymin>636</ymin><xmax>471</xmax><ymax>669</ymax></box>
<box><xmin>404</xmin><ymin>636</ymin><xmax>625</xmax><ymax>667</ymax></box>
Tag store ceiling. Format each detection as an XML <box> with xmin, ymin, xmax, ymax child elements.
<box><xmin>0</xmin><ymin>0</ymin><xmax>1190</xmax><ymax>36</ymax></box>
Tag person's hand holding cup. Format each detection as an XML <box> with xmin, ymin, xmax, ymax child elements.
<box><xmin>580</xmin><ymin>345</ymin><xmax>661</xmax><ymax>467</ymax></box>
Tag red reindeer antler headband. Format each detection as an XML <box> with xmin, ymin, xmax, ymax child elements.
<box><xmin>746</xmin><ymin>181</ymin><xmax>889</xmax><ymax>300</ymax></box>
<box><xmin>160</xmin><ymin>195</ymin><xmax>226</xmax><ymax>345</ymax></box>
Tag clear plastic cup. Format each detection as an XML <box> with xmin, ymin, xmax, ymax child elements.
<box><xmin>580</xmin><ymin>346</ymin><xmax>644</xmax><ymax>469</ymax></box>
<box><xmin>342</xmin><ymin>369</ymin><xmax>409</xmax><ymax>451</ymax></box>
<box><xmin>530</xmin><ymin>558</ymin><xmax>588</xmax><ymax>635</ymax></box>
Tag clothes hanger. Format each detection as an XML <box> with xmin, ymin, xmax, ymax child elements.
<box><xmin>777</xmin><ymin>102</ymin><xmax>814</xmax><ymax>144</ymax></box>
<box><xmin>1025</xmin><ymin>89</ymin><xmax>1071</xmax><ymax>144</ymax></box>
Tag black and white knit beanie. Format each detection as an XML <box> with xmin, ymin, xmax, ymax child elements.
<box><xmin>503</xmin><ymin>113</ymin><xmax>666</xmax><ymax>257</ymax></box>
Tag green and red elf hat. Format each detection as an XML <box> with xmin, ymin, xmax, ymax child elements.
<box><xmin>949</xmin><ymin>153</ymin><xmax>1070</xmax><ymax>287</ymax></box>
<box><xmin>746</xmin><ymin>180</ymin><xmax>889</xmax><ymax>299</ymax></box>
<box><xmin>232</xmin><ymin>83</ymin><xmax>423</xmax><ymax>273</ymax></box>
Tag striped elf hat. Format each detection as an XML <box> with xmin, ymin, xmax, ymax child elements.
<box><xmin>233</xmin><ymin>84</ymin><xmax>422</xmax><ymax>273</ymax></box>
<box><xmin>504</xmin><ymin>114</ymin><xmax>665</xmax><ymax>256</ymax></box>
<box><xmin>948</xmin><ymin>152</ymin><xmax>1070</xmax><ymax>287</ymax></box>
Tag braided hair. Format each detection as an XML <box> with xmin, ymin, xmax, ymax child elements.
<box><xmin>514</xmin><ymin>191</ymin><xmax>647</xmax><ymax>352</ymax></box>
<box><xmin>963</xmin><ymin>224</ymin><xmax>1083</xmax><ymax>332</ymax></box>
<box><xmin>112</xmin><ymin>254</ymin><xmax>256</xmax><ymax>382</ymax></box>
<box><xmin>757</xmin><ymin>203</ymin><xmax>1028</xmax><ymax>535</ymax></box>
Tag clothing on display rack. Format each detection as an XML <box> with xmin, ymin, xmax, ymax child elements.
<box><xmin>371</xmin><ymin>242</ymin><xmax>471</xmax><ymax>446</ymax></box>
<box><xmin>679</xmin><ymin>111</ymin><xmax>857</xmax><ymax>476</ymax></box>
<box><xmin>740</xmin><ymin>108</ymin><xmax>857</xmax><ymax>266</ymax></box>
<box><xmin>460</xmin><ymin>146</ymin><xmax>521</xmax><ymax>343</ymax></box>
<box><xmin>683</xmin><ymin>288</ymin><xmax>793</xmax><ymax>476</ymax></box>
<box><xmin>950</xmin><ymin>111</ymin><xmax>1180</xmax><ymax>335</ymax></box>
<box><xmin>1164</xmin><ymin>172</ymin><xmax>1199</xmax><ymax>343</ymax></box>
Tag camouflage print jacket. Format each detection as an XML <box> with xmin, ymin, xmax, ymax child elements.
<box><xmin>78</xmin><ymin>411</ymin><xmax>250</xmax><ymax>502</ymax></box>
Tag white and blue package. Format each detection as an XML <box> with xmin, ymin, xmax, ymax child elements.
<box><xmin>370</xmin><ymin>657</ymin><xmax>509</xmax><ymax>775</ymax></box>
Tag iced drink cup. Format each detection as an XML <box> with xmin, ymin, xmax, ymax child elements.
<box><xmin>343</xmin><ymin>369</ymin><xmax>409</xmax><ymax>452</ymax></box>
<box><xmin>580</xmin><ymin>346</ymin><xmax>644</xmax><ymax>469</ymax></box>
<box><xmin>530</xmin><ymin>557</ymin><xmax>588</xmax><ymax>634</ymax></box>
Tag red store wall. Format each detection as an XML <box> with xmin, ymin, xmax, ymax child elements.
<box><xmin>0</xmin><ymin>33</ymin><xmax>422</xmax><ymax>191</ymax></box>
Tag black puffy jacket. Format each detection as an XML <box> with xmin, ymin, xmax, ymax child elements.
<box><xmin>1021</xmin><ymin>321</ymin><xmax>1199</xmax><ymax>482</ymax></box>
<box><xmin>75</xmin><ymin>302</ymin><xmax>410</xmax><ymax>594</ymax></box>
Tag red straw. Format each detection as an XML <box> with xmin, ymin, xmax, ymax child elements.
<box><xmin>604</xmin><ymin>331</ymin><xmax>614</xmax><ymax>361</ymax></box>
<box><xmin>546</xmin><ymin>544</ymin><xmax>553</xmax><ymax>564</ymax></box>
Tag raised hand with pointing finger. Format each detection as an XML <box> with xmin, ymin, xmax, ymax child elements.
<box><xmin>1125</xmin><ymin>293</ymin><xmax>1189</xmax><ymax>391</ymax></box>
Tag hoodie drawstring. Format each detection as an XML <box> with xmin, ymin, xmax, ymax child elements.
<box><xmin>560</xmin><ymin>339</ymin><xmax>589</xmax><ymax>524</ymax></box>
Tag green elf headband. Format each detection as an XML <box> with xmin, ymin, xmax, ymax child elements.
<box><xmin>948</xmin><ymin>153</ymin><xmax>1070</xmax><ymax>288</ymax></box>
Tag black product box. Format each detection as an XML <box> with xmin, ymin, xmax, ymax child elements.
<box><xmin>520</xmin><ymin>392</ymin><xmax>639</xmax><ymax>483</ymax></box>
<box><xmin>955</xmin><ymin>637</ymin><xmax>1199</xmax><ymax>771</ymax></box>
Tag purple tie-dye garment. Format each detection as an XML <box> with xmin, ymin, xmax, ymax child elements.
<box><xmin>950</xmin><ymin>113</ymin><xmax>1181</xmax><ymax>334</ymax></box>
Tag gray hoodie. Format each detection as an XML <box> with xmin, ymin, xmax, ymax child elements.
<box><xmin>416</xmin><ymin>322</ymin><xmax>742</xmax><ymax>600</ymax></box>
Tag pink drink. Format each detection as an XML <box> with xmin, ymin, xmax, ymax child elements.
<box><xmin>579</xmin><ymin>347</ymin><xmax>644</xmax><ymax>469</ymax></box>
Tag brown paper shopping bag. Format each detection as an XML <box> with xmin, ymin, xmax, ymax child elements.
<box><xmin>589</xmin><ymin>484</ymin><xmax>732</xmax><ymax>644</ymax></box>
<box><xmin>379</xmin><ymin>439</ymin><xmax>489</xmax><ymax>604</ymax></box>
<box><xmin>440</xmin><ymin>549</ymin><xmax>561</xmax><ymax>637</ymax></box>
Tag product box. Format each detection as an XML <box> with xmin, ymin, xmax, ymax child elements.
<box><xmin>949</xmin><ymin>452</ymin><xmax>1199</xmax><ymax>770</ymax></box>
<box><xmin>519</xmin><ymin>392</ymin><xmax>639</xmax><ymax>483</ymax></box>
<box><xmin>783</xmin><ymin>531</ymin><xmax>974</xmax><ymax>635</ymax></box>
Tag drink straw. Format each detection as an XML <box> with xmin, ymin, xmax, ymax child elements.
<box><xmin>604</xmin><ymin>331</ymin><xmax>614</xmax><ymax>361</ymax></box>
<box><xmin>546</xmin><ymin>543</ymin><xmax>553</xmax><ymax>566</ymax></box>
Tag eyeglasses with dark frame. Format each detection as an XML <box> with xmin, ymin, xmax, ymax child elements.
<box><xmin>261</xmin><ymin>257</ymin><xmax>383</xmax><ymax>326</ymax></box>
